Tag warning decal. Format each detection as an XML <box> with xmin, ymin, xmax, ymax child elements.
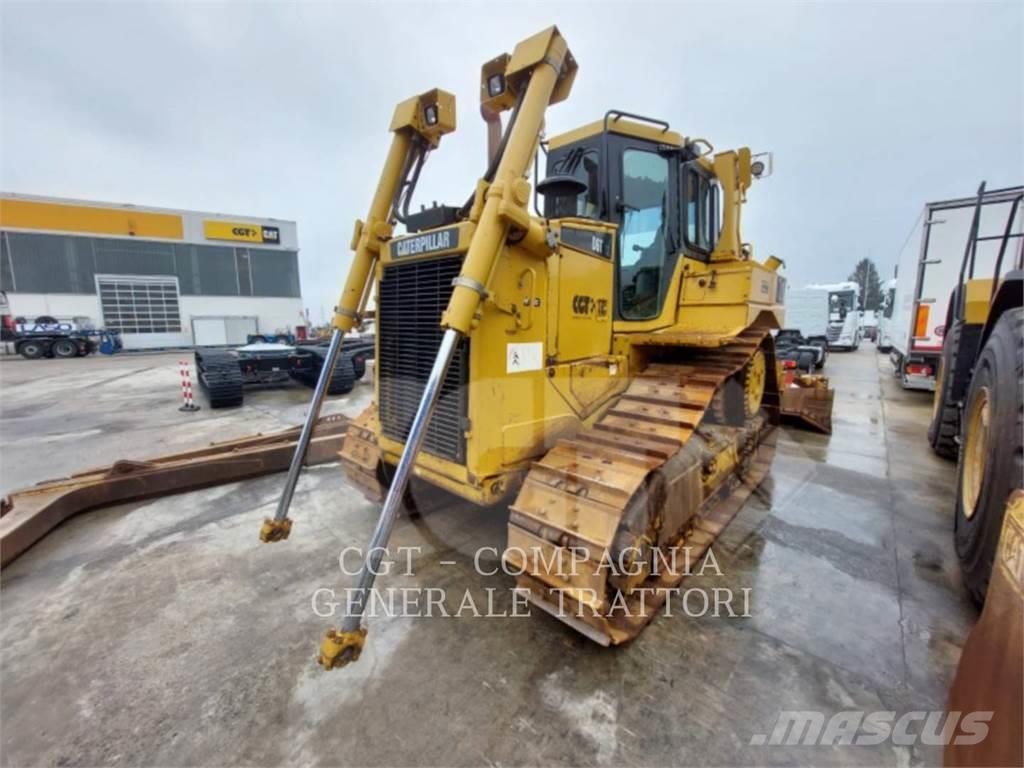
<box><xmin>506</xmin><ymin>342</ymin><xmax>543</xmax><ymax>374</ymax></box>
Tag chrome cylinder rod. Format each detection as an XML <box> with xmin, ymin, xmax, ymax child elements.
<box><xmin>272</xmin><ymin>327</ymin><xmax>344</xmax><ymax>523</ymax></box>
<box><xmin>340</xmin><ymin>327</ymin><xmax>461</xmax><ymax>632</ymax></box>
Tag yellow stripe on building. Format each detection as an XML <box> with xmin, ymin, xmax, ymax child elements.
<box><xmin>0</xmin><ymin>198</ymin><xmax>184</xmax><ymax>239</ymax></box>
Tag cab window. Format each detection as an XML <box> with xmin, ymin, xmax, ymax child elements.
<box><xmin>619</xmin><ymin>149</ymin><xmax>670</xmax><ymax>320</ymax></box>
<box><xmin>546</xmin><ymin>147</ymin><xmax>601</xmax><ymax>219</ymax></box>
<box><xmin>684</xmin><ymin>165</ymin><xmax>719</xmax><ymax>256</ymax></box>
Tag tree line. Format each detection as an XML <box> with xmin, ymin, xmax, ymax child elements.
<box><xmin>848</xmin><ymin>257</ymin><xmax>883</xmax><ymax>311</ymax></box>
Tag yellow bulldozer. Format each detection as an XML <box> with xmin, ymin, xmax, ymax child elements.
<box><xmin>260</xmin><ymin>26</ymin><xmax>831</xmax><ymax>667</ymax></box>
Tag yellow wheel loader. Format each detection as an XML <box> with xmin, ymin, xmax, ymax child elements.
<box><xmin>925</xmin><ymin>182</ymin><xmax>1023</xmax><ymax>604</ymax></box>
<box><xmin>261</xmin><ymin>26</ymin><xmax>825</xmax><ymax>666</ymax></box>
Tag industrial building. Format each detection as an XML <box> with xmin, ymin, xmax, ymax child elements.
<box><xmin>0</xmin><ymin>193</ymin><xmax>303</xmax><ymax>349</ymax></box>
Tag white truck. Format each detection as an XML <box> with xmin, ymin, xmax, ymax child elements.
<box><xmin>890</xmin><ymin>187</ymin><xmax>1024</xmax><ymax>390</ymax></box>
<box><xmin>783</xmin><ymin>287</ymin><xmax>830</xmax><ymax>340</ymax></box>
<box><xmin>860</xmin><ymin>309</ymin><xmax>878</xmax><ymax>341</ymax></box>
<box><xmin>808</xmin><ymin>281</ymin><xmax>862</xmax><ymax>350</ymax></box>
<box><xmin>775</xmin><ymin>287</ymin><xmax>831</xmax><ymax>369</ymax></box>
<box><xmin>875</xmin><ymin>278</ymin><xmax>897</xmax><ymax>352</ymax></box>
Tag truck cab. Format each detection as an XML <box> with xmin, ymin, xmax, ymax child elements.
<box><xmin>812</xmin><ymin>281</ymin><xmax>862</xmax><ymax>350</ymax></box>
<box><xmin>876</xmin><ymin>278</ymin><xmax>897</xmax><ymax>352</ymax></box>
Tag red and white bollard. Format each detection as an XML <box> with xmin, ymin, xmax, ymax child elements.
<box><xmin>178</xmin><ymin>360</ymin><xmax>200</xmax><ymax>412</ymax></box>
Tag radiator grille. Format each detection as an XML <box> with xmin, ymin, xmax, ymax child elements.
<box><xmin>377</xmin><ymin>255</ymin><xmax>468</xmax><ymax>463</ymax></box>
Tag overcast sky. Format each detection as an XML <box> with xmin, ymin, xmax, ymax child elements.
<box><xmin>2</xmin><ymin>1</ymin><xmax>1021</xmax><ymax>322</ymax></box>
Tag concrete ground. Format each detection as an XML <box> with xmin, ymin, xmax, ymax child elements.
<box><xmin>0</xmin><ymin>346</ymin><xmax>975</xmax><ymax>767</ymax></box>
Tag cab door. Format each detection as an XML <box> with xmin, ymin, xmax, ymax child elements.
<box><xmin>611</xmin><ymin>142</ymin><xmax>679</xmax><ymax>323</ymax></box>
<box><xmin>549</xmin><ymin>221</ymin><xmax>616</xmax><ymax>362</ymax></box>
<box><xmin>544</xmin><ymin>220</ymin><xmax>622</xmax><ymax>420</ymax></box>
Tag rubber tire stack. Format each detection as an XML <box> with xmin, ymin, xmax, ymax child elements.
<box><xmin>195</xmin><ymin>350</ymin><xmax>245</xmax><ymax>408</ymax></box>
<box><xmin>953</xmin><ymin>309</ymin><xmax>1023</xmax><ymax>605</ymax></box>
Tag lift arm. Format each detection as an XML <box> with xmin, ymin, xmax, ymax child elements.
<box><xmin>259</xmin><ymin>89</ymin><xmax>455</xmax><ymax>543</ymax></box>
<box><xmin>319</xmin><ymin>26</ymin><xmax>576</xmax><ymax>669</ymax></box>
<box><xmin>333</xmin><ymin>88</ymin><xmax>457</xmax><ymax>334</ymax></box>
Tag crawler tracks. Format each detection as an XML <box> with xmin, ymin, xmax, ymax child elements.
<box><xmin>194</xmin><ymin>350</ymin><xmax>244</xmax><ymax>408</ymax></box>
<box><xmin>506</xmin><ymin>328</ymin><xmax>779</xmax><ymax>644</ymax></box>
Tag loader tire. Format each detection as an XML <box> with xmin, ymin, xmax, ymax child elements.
<box><xmin>928</xmin><ymin>322</ymin><xmax>965</xmax><ymax>460</ymax></box>
<box><xmin>196</xmin><ymin>351</ymin><xmax>244</xmax><ymax>408</ymax></box>
<box><xmin>954</xmin><ymin>309</ymin><xmax>1023</xmax><ymax>606</ymax></box>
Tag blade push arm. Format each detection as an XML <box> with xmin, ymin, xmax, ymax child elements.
<box><xmin>334</xmin><ymin>88</ymin><xmax>457</xmax><ymax>332</ymax></box>
<box><xmin>259</xmin><ymin>89</ymin><xmax>455</xmax><ymax>543</ymax></box>
<box><xmin>444</xmin><ymin>27</ymin><xmax>573</xmax><ymax>333</ymax></box>
<box><xmin>319</xmin><ymin>27</ymin><xmax>576</xmax><ymax>669</ymax></box>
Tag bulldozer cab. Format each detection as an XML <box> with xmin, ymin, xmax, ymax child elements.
<box><xmin>541</xmin><ymin>113</ymin><xmax>724</xmax><ymax>324</ymax></box>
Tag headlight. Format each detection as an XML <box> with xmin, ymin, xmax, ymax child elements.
<box><xmin>424</xmin><ymin>104</ymin><xmax>438</xmax><ymax>126</ymax></box>
<box><xmin>487</xmin><ymin>73</ymin><xmax>505</xmax><ymax>98</ymax></box>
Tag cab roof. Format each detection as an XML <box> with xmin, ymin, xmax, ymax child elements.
<box><xmin>548</xmin><ymin>117</ymin><xmax>685</xmax><ymax>150</ymax></box>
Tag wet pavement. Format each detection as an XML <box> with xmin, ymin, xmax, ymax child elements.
<box><xmin>0</xmin><ymin>346</ymin><xmax>976</xmax><ymax>766</ymax></box>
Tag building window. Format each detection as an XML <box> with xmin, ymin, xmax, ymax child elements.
<box><xmin>251</xmin><ymin>247</ymin><xmax>301</xmax><ymax>297</ymax></box>
<box><xmin>235</xmin><ymin>249</ymin><xmax>254</xmax><ymax>296</ymax></box>
<box><xmin>2</xmin><ymin>232</ymin><xmax>77</xmax><ymax>292</ymax></box>
<box><xmin>173</xmin><ymin>243</ymin><xmax>239</xmax><ymax>296</ymax></box>
<box><xmin>94</xmin><ymin>238</ymin><xmax>175</xmax><ymax>276</ymax></box>
<box><xmin>1</xmin><ymin>231</ymin><xmax>301</xmax><ymax>299</ymax></box>
<box><xmin>97</xmin><ymin>275</ymin><xmax>182</xmax><ymax>334</ymax></box>
<box><xmin>0</xmin><ymin>232</ymin><xmax>14</xmax><ymax>291</ymax></box>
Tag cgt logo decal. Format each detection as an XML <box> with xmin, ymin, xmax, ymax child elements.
<box><xmin>572</xmin><ymin>294</ymin><xmax>608</xmax><ymax>318</ymax></box>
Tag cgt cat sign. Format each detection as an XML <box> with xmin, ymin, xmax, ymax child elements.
<box><xmin>204</xmin><ymin>220</ymin><xmax>281</xmax><ymax>245</ymax></box>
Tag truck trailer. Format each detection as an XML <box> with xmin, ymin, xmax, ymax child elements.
<box><xmin>876</xmin><ymin>277</ymin><xmax>897</xmax><ymax>352</ymax></box>
<box><xmin>890</xmin><ymin>188</ymin><xmax>1024</xmax><ymax>390</ymax></box>
<box><xmin>783</xmin><ymin>287</ymin><xmax>830</xmax><ymax>339</ymax></box>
